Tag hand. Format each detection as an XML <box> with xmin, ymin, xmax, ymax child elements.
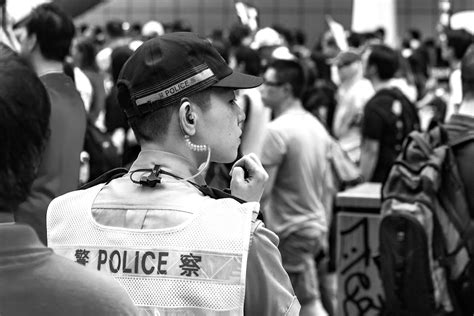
<box><xmin>229</xmin><ymin>153</ymin><xmax>268</xmax><ymax>202</ymax></box>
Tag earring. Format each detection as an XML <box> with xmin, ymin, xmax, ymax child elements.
<box><xmin>184</xmin><ymin>135</ymin><xmax>207</xmax><ymax>152</ymax></box>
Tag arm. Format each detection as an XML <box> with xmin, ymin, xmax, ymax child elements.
<box><xmin>239</xmin><ymin>90</ymin><xmax>271</xmax><ymax>158</ymax></box>
<box><xmin>360</xmin><ymin>100</ymin><xmax>382</xmax><ymax>182</ymax></box>
<box><xmin>244</xmin><ymin>221</ymin><xmax>301</xmax><ymax>315</ymax></box>
<box><xmin>259</xmin><ymin>127</ymin><xmax>286</xmax><ymax>205</ymax></box>
<box><xmin>359</xmin><ymin>138</ymin><xmax>380</xmax><ymax>182</ymax></box>
<box><xmin>261</xmin><ymin>165</ymin><xmax>278</xmax><ymax>206</ymax></box>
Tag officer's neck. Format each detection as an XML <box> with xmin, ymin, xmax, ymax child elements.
<box><xmin>140</xmin><ymin>140</ymin><xmax>205</xmax><ymax>172</ymax></box>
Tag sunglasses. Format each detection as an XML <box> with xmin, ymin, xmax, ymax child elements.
<box><xmin>263</xmin><ymin>80</ymin><xmax>285</xmax><ymax>87</ymax></box>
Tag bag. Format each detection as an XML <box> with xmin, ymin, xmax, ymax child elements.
<box><xmin>83</xmin><ymin>120</ymin><xmax>121</xmax><ymax>181</ymax></box>
<box><xmin>327</xmin><ymin>138</ymin><xmax>362</xmax><ymax>190</ymax></box>
<box><xmin>379</xmin><ymin>125</ymin><xmax>474</xmax><ymax>316</ymax></box>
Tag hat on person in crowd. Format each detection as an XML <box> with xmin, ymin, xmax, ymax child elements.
<box><xmin>250</xmin><ymin>27</ymin><xmax>284</xmax><ymax>50</ymax></box>
<box><xmin>461</xmin><ymin>44</ymin><xmax>474</xmax><ymax>82</ymax></box>
<box><xmin>118</xmin><ymin>32</ymin><xmax>263</xmax><ymax>118</ymax></box>
<box><xmin>141</xmin><ymin>20</ymin><xmax>165</xmax><ymax>39</ymax></box>
<box><xmin>271</xmin><ymin>46</ymin><xmax>297</xmax><ymax>61</ymax></box>
<box><xmin>331</xmin><ymin>49</ymin><xmax>361</xmax><ymax>68</ymax></box>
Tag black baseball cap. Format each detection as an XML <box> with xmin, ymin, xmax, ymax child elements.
<box><xmin>118</xmin><ymin>32</ymin><xmax>263</xmax><ymax>118</ymax></box>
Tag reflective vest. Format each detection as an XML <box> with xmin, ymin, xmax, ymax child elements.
<box><xmin>47</xmin><ymin>184</ymin><xmax>255</xmax><ymax>315</ymax></box>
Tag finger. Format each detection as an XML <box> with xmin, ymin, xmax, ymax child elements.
<box><xmin>230</xmin><ymin>166</ymin><xmax>245</xmax><ymax>182</ymax></box>
<box><xmin>246</xmin><ymin>153</ymin><xmax>264</xmax><ymax>168</ymax></box>
<box><xmin>233</xmin><ymin>156</ymin><xmax>259</xmax><ymax>176</ymax></box>
<box><xmin>229</xmin><ymin>155</ymin><xmax>248</xmax><ymax>175</ymax></box>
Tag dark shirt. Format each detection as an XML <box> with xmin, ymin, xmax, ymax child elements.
<box><xmin>445</xmin><ymin>114</ymin><xmax>474</xmax><ymax>218</ymax></box>
<box><xmin>105</xmin><ymin>86</ymin><xmax>128</xmax><ymax>132</ymax></box>
<box><xmin>15</xmin><ymin>73</ymin><xmax>87</xmax><ymax>245</ymax></box>
<box><xmin>362</xmin><ymin>88</ymin><xmax>419</xmax><ymax>182</ymax></box>
<box><xmin>83</xmin><ymin>69</ymin><xmax>106</xmax><ymax>125</ymax></box>
<box><xmin>0</xmin><ymin>222</ymin><xmax>137</xmax><ymax>315</ymax></box>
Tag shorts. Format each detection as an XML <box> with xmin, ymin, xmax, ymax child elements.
<box><xmin>278</xmin><ymin>228</ymin><xmax>324</xmax><ymax>304</ymax></box>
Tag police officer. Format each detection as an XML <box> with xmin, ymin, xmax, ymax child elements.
<box><xmin>47</xmin><ymin>32</ymin><xmax>300</xmax><ymax>315</ymax></box>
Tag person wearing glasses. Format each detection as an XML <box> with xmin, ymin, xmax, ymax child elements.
<box><xmin>260</xmin><ymin>58</ymin><xmax>333</xmax><ymax>316</ymax></box>
<box><xmin>47</xmin><ymin>33</ymin><xmax>300</xmax><ymax>315</ymax></box>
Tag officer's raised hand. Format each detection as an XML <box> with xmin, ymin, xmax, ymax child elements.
<box><xmin>230</xmin><ymin>153</ymin><xmax>268</xmax><ymax>202</ymax></box>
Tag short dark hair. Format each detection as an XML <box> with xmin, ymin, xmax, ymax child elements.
<box><xmin>23</xmin><ymin>3</ymin><xmax>75</xmax><ymax>62</ymax></box>
<box><xmin>446</xmin><ymin>29</ymin><xmax>473</xmax><ymax>60</ymax></box>
<box><xmin>117</xmin><ymin>85</ymin><xmax>211</xmax><ymax>143</ymax></box>
<box><xmin>0</xmin><ymin>46</ymin><xmax>50</xmax><ymax>211</ymax></box>
<box><xmin>367</xmin><ymin>44</ymin><xmax>400</xmax><ymax>80</ymax></box>
<box><xmin>74</xmin><ymin>37</ymin><xmax>98</xmax><ymax>70</ymax></box>
<box><xmin>105</xmin><ymin>20</ymin><xmax>125</xmax><ymax>38</ymax></box>
<box><xmin>235</xmin><ymin>46</ymin><xmax>261</xmax><ymax>76</ymax></box>
<box><xmin>111</xmin><ymin>46</ymin><xmax>134</xmax><ymax>84</ymax></box>
<box><xmin>269</xmin><ymin>59</ymin><xmax>306</xmax><ymax>99</ymax></box>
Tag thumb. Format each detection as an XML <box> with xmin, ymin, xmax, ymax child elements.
<box><xmin>231</xmin><ymin>166</ymin><xmax>245</xmax><ymax>183</ymax></box>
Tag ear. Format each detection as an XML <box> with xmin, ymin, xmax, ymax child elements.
<box><xmin>25</xmin><ymin>33</ymin><xmax>37</xmax><ymax>53</ymax></box>
<box><xmin>282</xmin><ymin>82</ymin><xmax>293</xmax><ymax>96</ymax></box>
<box><xmin>178</xmin><ymin>98</ymin><xmax>197</xmax><ymax>136</ymax></box>
<box><xmin>366</xmin><ymin>64</ymin><xmax>377</xmax><ymax>78</ymax></box>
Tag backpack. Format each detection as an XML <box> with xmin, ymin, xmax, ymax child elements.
<box><xmin>83</xmin><ymin>119</ymin><xmax>121</xmax><ymax>181</ymax></box>
<box><xmin>379</xmin><ymin>125</ymin><xmax>474</xmax><ymax>316</ymax></box>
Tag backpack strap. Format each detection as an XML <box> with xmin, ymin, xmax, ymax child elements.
<box><xmin>449</xmin><ymin>131</ymin><xmax>474</xmax><ymax>148</ymax></box>
<box><xmin>406</xmin><ymin>132</ymin><xmax>433</xmax><ymax>156</ymax></box>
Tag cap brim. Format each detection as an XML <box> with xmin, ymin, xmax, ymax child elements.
<box><xmin>213</xmin><ymin>71</ymin><xmax>263</xmax><ymax>89</ymax></box>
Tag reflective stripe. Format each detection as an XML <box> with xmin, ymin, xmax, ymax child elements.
<box><xmin>135</xmin><ymin>68</ymin><xmax>214</xmax><ymax>106</ymax></box>
<box><xmin>55</xmin><ymin>247</ymin><xmax>243</xmax><ymax>282</ymax></box>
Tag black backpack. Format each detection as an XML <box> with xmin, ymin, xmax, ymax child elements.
<box><xmin>83</xmin><ymin>119</ymin><xmax>121</xmax><ymax>181</ymax></box>
<box><xmin>379</xmin><ymin>126</ymin><xmax>474</xmax><ymax>316</ymax></box>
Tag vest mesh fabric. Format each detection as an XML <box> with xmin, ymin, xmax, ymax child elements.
<box><xmin>47</xmin><ymin>184</ymin><xmax>255</xmax><ymax>315</ymax></box>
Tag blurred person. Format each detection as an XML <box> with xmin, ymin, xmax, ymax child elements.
<box><xmin>311</xmin><ymin>30</ymin><xmax>341</xmax><ymax>83</ymax></box>
<box><xmin>272</xmin><ymin>24</ymin><xmax>294</xmax><ymax>47</ymax></box>
<box><xmin>260</xmin><ymin>59</ymin><xmax>332</xmax><ymax>316</ymax></box>
<box><xmin>105</xmin><ymin>45</ymin><xmax>139</xmax><ymax>166</ymax></box>
<box><xmin>390</xmin><ymin>53</ymin><xmax>418</xmax><ymax>102</ymax></box>
<box><xmin>441</xmin><ymin>28</ymin><xmax>473</xmax><ymax>120</ymax></box>
<box><xmin>0</xmin><ymin>44</ymin><xmax>137</xmax><ymax>316</ymax></box>
<box><xmin>360</xmin><ymin>44</ymin><xmax>419</xmax><ymax>182</ymax></box>
<box><xmin>251</xmin><ymin>27</ymin><xmax>285</xmax><ymax>67</ymax></box>
<box><xmin>13</xmin><ymin>3</ymin><xmax>87</xmax><ymax>244</ymax></box>
<box><xmin>96</xmin><ymin>19</ymin><xmax>131</xmax><ymax>92</ymax></box>
<box><xmin>374</xmin><ymin>27</ymin><xmax>386</xmax><ymax>44</ymax></box>
<box><xmin>141</xmin><ymin>20</ymin><xmax>164</xmax><ymax>41</ymax></box>
<box><xmin>303</xmin><ymin>80</ymin><xmax>338</xmax><ymax>131</ymax></box>
<box><xmin>228</xmin><ymin>23</ymin><xmax>253</xmax><ymax>49</ymax></box>
<box><xmin>129</xmin><ymin>22</ymin><xmax>142</xmax><ymax>39</ymax></box>
<box><xmin>418</xmin><ymin>94</ymin><xmax>447</xmax><ymax>131</ymax></box>
<box><xmin>72</xmin><ymin>37</ymin><xmax>107</xmax><ymax>128</ymax></box>
<box><xmin>292</xmin><ymin>29</ymin><xmax>311</xmax><ymax>59</ymax></box>
<box><xmin>168</xmin><ymin>19</ymin><xmax>193</xmax><ymax>33</ymax></box>
<box><xmin>332</xmin><ymin>50</ymin><xmax>374</xmax><ymax>163</ymax></box>
<box><xmin>209</xmin><ymin>31</ymin><xmax>231</xmax><ymax>64</ymax></box>
<box><xmin>444</xmin><ymin>45</ymin><xmax>474</xmax><ymax>315</ymax></box>
<box><xmin>47</xmin><ymin>32</ymin><xmax>300</xmax><ymax>315</ymax></box>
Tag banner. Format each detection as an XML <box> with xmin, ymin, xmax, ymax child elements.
<box><xmin>352</xmin><ymin>0</ymin><xmax>398</xmax><ymax>47</ymax></box>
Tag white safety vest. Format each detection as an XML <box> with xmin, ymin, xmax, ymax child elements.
<box><xmin>47</xmin><ymin>184</ymin><xmax>256</xmax><ymax>316</ymax></box>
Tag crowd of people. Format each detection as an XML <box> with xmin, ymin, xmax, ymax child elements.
<box><xmin>0</xmin><ymin>2</ymin><xmax>474</xmax><ymax>316</ymax></box>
